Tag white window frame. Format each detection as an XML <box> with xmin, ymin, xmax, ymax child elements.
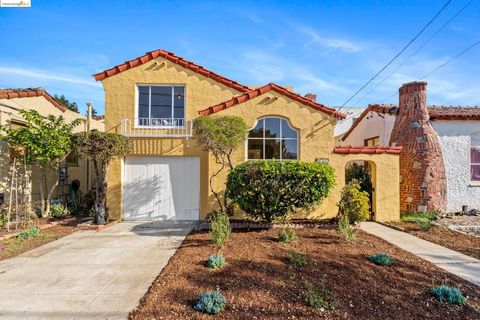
<box><xmin>135</xmin><ymin>84</ymin><xmax>186</xmax><ymax>128</ymax></box>
<box><xmin>471</xmin><ymin>131</ymin><xmax>480</xmax><ymax>184</ymax></box>
<box><xmin>246</xmin><ymin>116</ymin><xmax>299</xmax><ymax>161</ymax></box>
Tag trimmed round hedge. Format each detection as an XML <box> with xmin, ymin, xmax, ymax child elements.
<box><xmin>226</xmin><ymin>161</ymin><xmax>335</xmax><ymax>222</ymax></box>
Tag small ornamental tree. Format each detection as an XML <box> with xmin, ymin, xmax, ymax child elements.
<box><xmin>226</xmin><ymin>161</ymin><xmax>336</xmax><ymax>222</ymax></box>
<box><xmin>0</xmin><ymin>110</ymin><xmax>82</xmax><ymax>216</ymax></box>
<box><xmin>193</xmin><ymin>116</ymin><xmax>248</xmax><ymax>212</ymax></box>
<box><xmin>73</xmin><ymin>131</ymin><xmax>129</xmax><ymax>224</ymax></box>
<box><xmin>337</xmin><ymin>181</ymin><xmax>370</xmax><ymax>224</ymax></box>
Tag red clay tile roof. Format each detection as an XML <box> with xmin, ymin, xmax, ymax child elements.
<box><xmin>427</xmin><ymin>105</ymin><xmax>480</xmax><ymax>120</ymax></box>
<box><xmin>197</xmin><ymin>83</ymin><xmax>346</xmax><ymax>119</ymax></box>
<box><xmin>340</xmin><ymin>104</ymin><xmax>398</xmax><ymax>141</ymax></box>
<box><xmin>334</xmin><ymin>146</ymin><xmax>402</xmax><ymax>155</ymax></box>
<box><xmin>92</xmin><ymin>49</ymin><xmax>251</xmax><ymax>93</ymax></box>
<box><xmin>0</xmin><ymin>88</ymin><xmax>67</xmax><ymax>112</ymax></box>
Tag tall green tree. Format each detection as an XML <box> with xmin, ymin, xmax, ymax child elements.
<box><xmin>193</xmin><ymin>115</ymin><xmax>248</xmax><ymax>212</ymax></box>
<box><xmin>0</xmin><ymin>110</ymin><xmax>82</xmax><ymax>216</ymax></box>
<box><xmin>54</xmin><ymin>94</ymin><xmax>79</xmax><ymax>113</ymax></box>
<box><xmin>73</xmin><ymin>131</ymin><xmax>129</xmax><ymax>224</ymax></box>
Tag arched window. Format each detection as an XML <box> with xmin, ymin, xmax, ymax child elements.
<box><xmin>471</xmin><ymin>132</ymin><xmax>480</xmax><ymax>182</ymax></box>
<box><xmin>247</xmin><ymin>117</ymin><xmax>298</xmax><ymax>160</ymax></box>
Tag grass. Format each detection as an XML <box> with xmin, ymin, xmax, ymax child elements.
<box><xmin>0</xmin><ymin>230</ymin><xmax>55</xmax><ymax>259</ymax></box>
<box><xmin>368</xmin><ymin>253</ymin><xmax>395</xmax><ymax>266</ymax></box>
<box><xmin>400</xmin><ymin>210</ymin><xmax>438</xmax><ymax>223</ymax></box>
<box><xmin>304</xmin><ymin>276</ymin><xmax>336</xmax><ymax>310</ymax></box>
<box><xmin>288</xmin><ymin>250</ymin><xmax>308</xmax><ymax>266</ymax></box>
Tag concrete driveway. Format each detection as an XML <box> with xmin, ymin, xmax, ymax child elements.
<box><xmin>0</xmin><ymin>221</ymin><xmax>195</xmax><ymax>320</ymax></box>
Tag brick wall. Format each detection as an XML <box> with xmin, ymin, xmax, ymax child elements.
<box><xmin>389</xmin><ymin>81</ymin><xmax>447</xmax><ymax>211</ymax></box>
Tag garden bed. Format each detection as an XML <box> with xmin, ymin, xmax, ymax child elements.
<box><xmin>0</xmin><ymin>217</ymin><xmax>80</xmax><ymax>261</ymax></box>
<box><xmin>391</xmin><ymin>221</ymin><xmax>480</xmax><ymax>260</ymax></box>
<box><xmin>130</xmin><ymin>227</ymin><xmax>480</xmax><ymax>320</ymax></box>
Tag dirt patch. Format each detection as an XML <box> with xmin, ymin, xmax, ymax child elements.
<box><xmin>0</xmin><ymin>218</ymin><xmax>79</xmax><ymax>261</ymax></box>
<box><xmin>130</xmin><ymin>227</ymin><xmax>480</xmax><ymax>320</ymax></box>
<box><xmin>392</xmin><ymin>221</ymin><xmax>480</xmax><ymax>260</ymax></box>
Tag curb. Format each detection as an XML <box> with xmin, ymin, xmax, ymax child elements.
<box><xmin>78</xmin><ymin>220</ymin><xmax>119</xmax><ymax>231</ymax></box>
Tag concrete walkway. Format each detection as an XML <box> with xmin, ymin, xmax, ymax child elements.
<box><xmin>0</xmin><ymin>221</ymin><xmax>195</xmax><ymax>320</ymax></box>
<box><xmin>361</xmin><ymin>222</ymin><xmax>480</xmax><ymax>286</ymax></box>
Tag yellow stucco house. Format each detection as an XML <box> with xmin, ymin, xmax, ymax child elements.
<box><xmin>94</xmin><ymin>49</ymin><xmax>401</xmax><ymax>222</ymax></box>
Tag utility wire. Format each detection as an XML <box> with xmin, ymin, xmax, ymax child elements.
<box><xmin>337</xmin><ymin>0</ymin><xmax>452</xmax><ymax>111</ymax></box>
<box><xmin>342</xmin><ymin>0</ymin><xmax>473</xmax><ymax>115</ymax></box>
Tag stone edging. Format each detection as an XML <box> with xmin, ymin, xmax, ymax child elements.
<box><xmin>0</xmin><ymin>216</ymin><xmax>78</xmax><ymax>241</ymax></box>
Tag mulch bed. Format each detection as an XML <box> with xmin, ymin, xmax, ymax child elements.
<box><xmin>391</xmin><ymin>221</ymin><xmax>480</xmax><ymax>260</ymax></box>
<box><xmin>130</xmin><ymin>227</ymin><xmax>480</xmax><ymax>320</ymax></box>
<box><xmin>0</xmin><ymin>218</ymin><xmax>80</xmax><ymax>261</ymax></box>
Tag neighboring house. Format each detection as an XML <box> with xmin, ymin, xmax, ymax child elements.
<box><xmin>94</xmin><ymin>49</ymin><xmax>402</xmax><ymax>222</ymax></box>
<box><xmin>340</xmin><ymin>81</ymin><xmax>480</xmax><ymax>213</ymax></box>
<box><xmin>334</xmin><ymin>107</ymin><xmax>366</xmax><ymax>142</ymax></box>
<box><xmin>0</xmin><ymin>88</ymin><xmax>104</xmax><ymax>210</ymax></box>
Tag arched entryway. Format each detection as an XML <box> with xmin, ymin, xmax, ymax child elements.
<box><xmin>345</xmin><ymin>160</ymin><xmax>377</xmax><ymax>220</ymax></box>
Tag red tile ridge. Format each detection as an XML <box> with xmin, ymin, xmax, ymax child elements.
<box><xmin>197</xmin><ymin>83</ymin><xmax>346</xmax><ymax>119</ymax></box>
<box><xmin>334</xmin><ymin>145</ymin><xmax>402</xmax><ymax>155</ymax></box>
<box><xmin>0</xmin><ymin>88</ymin><xmax>67</xmax><ymax>112</ymax></box>
<box><xmin>92</xmin><ymin>49</ymin><xmax>251</xmax><ymax>93</ymax></box>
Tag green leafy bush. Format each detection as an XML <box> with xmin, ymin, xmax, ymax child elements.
<box><xmin>18</xmin><ymin>227</ymin><xmax>40</xmax><ymax>240</ymax></box>
<box><xmin>209</xmin><ymin>210</ymin><xmax>231</xmax><ymax>249</ymax></box>
<box><xmin>304</xmin><ymin>277</ymin><xmax>336</xmax><ymax>310</ymax></box>
<box><xmin>206</xmin><ymin>253</ymin><xmax>226</xmax><ymax>270</ymax></box>
<box><xmin>194</xmin><ymin>287</ymin><xmax>226</xmax><ymax>315</ymax></box>
<box><xmin>226</xmin><ymin>161</ymin><xmax>335</xmax><ymax>222</ymax></box>
<box><xmin>368</xmin><ymin>253</ymin><xmax>395</xmax><ymax>266</ymax></box>
<box><xmin>336</xmin><ymin>218</ymin><xmax>357</xmax><ymax>243</ymax></box>
<box><xmin>337</xmin><ymin>181</ymin><xmax>370</xmax><ymax>224</ymax></box>
<box><xmin>418</xmin><ymin>219</ymin><xmax>432</xmax><ymax>231</ymax></box>
<box><xmin>50</xmin><ymin>204</ymin><xmax>70</xmax><ymax>219</ymax></box>
<box><xmin>431</xmin><ymin>285</ymin><xmax>465</xmax><ymax>304</ymax></box>
<box><xmin>345</xmin><ymin>162</ymin><xmax>372</xmax><ymax>194</ymax></box>
<box><xmin>277</xmin><ymin>226</ymin><xmax>299</xmax><ymax>243</ymax></box>
<box><xmin>400</xmin><ymin>210</ymin><xmax>439</xmax><ymax>222</ymax></box>
<box><xmin>288</xmin><ymin>250</ymin><xmax>308</xmax><ymax>266</ymax></box>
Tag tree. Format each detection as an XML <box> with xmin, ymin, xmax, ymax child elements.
<box><xmin>73</xmin><ymin>131</ymin><xmax>129</xmax><ymax>224</ymax></box>
<box><xmin>0</xmin><ymin>110</ymin><xmax>82</xmax><ymax>216</ymax></box>
<box><xmin>193</xmin><ymin>116</ymin><xmax>248</xmax><ymax>212</ymax></box>
<box><xmin>54</xmin><ymin>94</ymin><xmax>79</xmax><ymax>113</ymax></box>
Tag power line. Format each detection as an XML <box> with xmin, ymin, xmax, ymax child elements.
<box><xmin>350</xmin><ymin>0</ymin><xmax>473</xmax><ymax>107</ymax></box>
<box><xmin>337</xmin><ymin>0</ymin><xmax>452</xmax><ymax>111</ymax></box>
<box><xmin>342</xmin><ymin>0</ymin><xmax>472</xmax><ymax>115</ymax></box>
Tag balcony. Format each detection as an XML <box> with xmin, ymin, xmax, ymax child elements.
<box><xmin>120</xmin><ymin>118</ymin><xmax>193</xmax><ymax>138</ymax></box>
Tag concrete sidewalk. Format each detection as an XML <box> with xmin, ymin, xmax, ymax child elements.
<box><xmin>0</xmin><ymin>221</ymin><xmax>195</xmax><ymax>320</ymax></box>
<box><xmin>361</xmin><ymin>222</ymin><xmax>480</xmax><ymax>286</ymax></box>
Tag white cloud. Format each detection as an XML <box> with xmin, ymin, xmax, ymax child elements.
<box><xmin>296</xmin><ymin>26</ymin><xmax>362</xmax><ymax>53</ymax></box>
<box><xmin>0</xmin><ymin>65</ymin><xmax>101</xmax><ymax>87</ymax></box>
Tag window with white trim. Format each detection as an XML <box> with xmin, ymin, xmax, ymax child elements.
<box><xmin>247</xmin><ymin>117</ymin><xmax>298</xmax><ymax>160</ymax></box>
<box><xmin>471</xmin><ymin>132</ymin><xmax>480</xmax><ymax>182</ymax></box>
<box><xmin>137</xmin><ymin>85</ymin><xmax>185</xmax><ymax>127</ymax></box>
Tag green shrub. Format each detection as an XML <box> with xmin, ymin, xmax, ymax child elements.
<box><xmin>337</xmin><ymin>181</ymin><xmax>370</xmax><ymax>224</ymax></box>
<box><xmin>400</xmin><ymin>210</ymin><xmax>439</xmax><ymax>222</ymax></box>
<box><xmin>18</xmin><ymin>227</ymin><xmax>40</xmax><ymax>240</ymax></box>
<box><xmin>431</xmin><ymin>285</ymin><xmax>465</xmax><ymax>304</ymax></box>
<box><xmin>206</xmin><ymin>253</ymin><xmax>226</xmax><ymax>270</ymax></box>
<box><xmin>194</xmin><ymin>287</ymin><xmax>226</xmax><ymax>315</ymax></box>
<box><xmin>368</xmin><ymin>253</ymin><xmax>395</xmax><ymax>266</ymax></box>
<box><xmin>418</xmin><ymin>219</ymin><xmax>432</xmax><ymax>231</ymax></box>
<box><xmin>277</xmin><ymin>226</ymin><xmax>299</xmax><ymax>243</ymax></box>
<box><xmin>304</xmin><ymin>277</ymin><xmax>336</xmax><ymax>310</ymax></box>
<box><xmin>226</xmin><ymin>161</ymin><xmax>335</xmax><ymax>222</ymax></box>
<box><xmin>345</xmin><ymin>162</ymin><xmax>372</xmax><ymax>194</ymax></box>
<box><xmin>288</xmin><ymin>250</ymin><xmax>308</xmax><ymax>266</ymax></box>
<box><xmin>336</xmin><ymin>218</ymin><xmax>357</xmax><ymax>243</ymax></box>
<box><xmin>209</xmin><ymin>210</ymin><xmax>231</xmax><ymax>249</ymax></box>
<box><xmin>50</xmin><ymin>204</ymin><xmax>70</xmax><ymax>219</ymax></box>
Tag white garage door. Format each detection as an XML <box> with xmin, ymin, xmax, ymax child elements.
<box><xmin>123</xmin><ymin>157</ymin><xmax>200</xmax><ymax>221</ymax></box>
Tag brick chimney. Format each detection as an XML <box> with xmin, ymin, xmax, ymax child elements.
<box><xmin>389</xmin><ymin>81</ymin><xmax>447</xmax><ymax>212</ymax></box>
<box><xmin>304</xmin><ymin>93</ymin><xmax>317</xmax><ymax>102</ymax></box>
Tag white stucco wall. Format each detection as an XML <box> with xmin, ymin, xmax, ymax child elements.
<box><xmin>334</xmin><ymin>108</ymin><xmax>365</xmax><ymax>137</ymax></box>
<box><xmin>339</xmin><ymin>111</ymin><xmax>396</xmax><ymax>146</ymax></box>
<box><xmin>432</xmin><ymin>120</ymin><xmax>480</xmax><ymax>212</ymax></box>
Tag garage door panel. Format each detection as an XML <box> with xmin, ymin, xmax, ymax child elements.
<box><xmin>123</xmin><ymin>157</ymin><xmax>200</xmax><ymax>221</ymax></box>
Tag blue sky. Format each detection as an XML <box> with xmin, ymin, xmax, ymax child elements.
<box><xmin>0</xmin><ymin>0</ymin><xmax>479</xmax><ymax>115</ymax></box>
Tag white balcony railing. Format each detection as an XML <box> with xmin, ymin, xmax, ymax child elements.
<box><xmin>120</xmin><ymin>118</ymin><xmax>193</xmax><ymax>138</ymax></box>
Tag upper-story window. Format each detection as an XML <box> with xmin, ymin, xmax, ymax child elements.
<box><xmin>471</xmin><ymin>132</ymin><xmax>480</xmax><ymax>182</ymax></box>
<box><xmin>247</xmin><ymin>117</ymin><xmax>298</xmax><ymax>160</ymax></box>
<box><xmin>137</xmin><ymin>85</ymin><xmax>185</xmax><ymax>127</ymax></box>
